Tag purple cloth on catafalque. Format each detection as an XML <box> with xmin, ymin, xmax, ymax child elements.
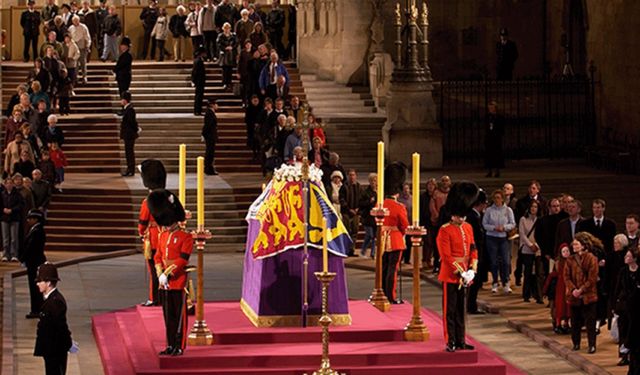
<box><xmin>241</xmin><ymin>217</ymin><xmax>349</xmax><ymax>322</ymax></box>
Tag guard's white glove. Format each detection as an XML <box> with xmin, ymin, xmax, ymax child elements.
<box><xmin>191</xmin><ymin>82</ymin><xmax>195</xmax><ymax>87</ymax></box>
<box><xmin>201</xmin><ymin>136</ymin><xmax>205</xmax><ymax>142</ymax></box>
<box><xmin>159</xmin><ymin>273</ymin><xmax>169</xmax><ymax>288</ymax></box>
<box><xmin>462</xmin><ymin>270</ymin><xmax>475</xmax><ymax>285</ymax></box>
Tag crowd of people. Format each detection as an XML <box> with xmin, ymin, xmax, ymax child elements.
<box><xmin>343</xmin><ymin>175</ymin><xmax>640</xmax><ymax>372</ymax></box>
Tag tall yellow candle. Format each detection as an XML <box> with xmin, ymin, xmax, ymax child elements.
<box><xmin>412</xmin><ymin>153</ymin><xmax>420</xmax><ymax>226</ymax></box>
<box><xmin>322</xmin><ymin>217</ymin><xmax>328</xmax><ymax>273</ymax></box>
<box><xmin>377</xmin><ymin>141</ymin><xmax>384</xmax><ymax>205</ymax></box>
<box><xmin>197</xmin><ymin>156</ymin><xmax>205</xmax><ymax>227</ymax></box>
<box><xmin>178</xmin><ymin>144</ymin><xmax>186</xmax><ymax>206</ymax></box>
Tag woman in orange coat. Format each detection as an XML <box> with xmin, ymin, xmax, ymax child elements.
<box><xmin>564</xmin><ymin>233</ymin><xmax>599</xmax><ymax>354</ymax></box>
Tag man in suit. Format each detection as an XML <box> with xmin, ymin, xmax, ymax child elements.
<box><xmin>466</xmin><ymin>189</ymin><xmax>487</xmax><ymax>314</ymax></box>
<box><xmin>496</xmin><ymin>28</ymin><xmax>518</xmax><ymax>80</ymax></box>
<box><xmin>113</xmin><ymin>36</ymin><xmax>132</xmax><ymax>97</ymax></box>
<box><xmin>21</xmin><ymin>209</ymin><xmax>47</xmax><ymax>319</ymax></box>
<box><xmin>534</xmin><ymin>198</ymin><xmax>566</xmax><ymax>268</ymax></box>
<box><xmin>273</xmin><ymin>75</ymin><xmax>289</xmax><ymax>102</ymax></box>
<box><xmin>259</xmin><ymin>52</ymin><xmax>290</xmax><ymax>101</ymax></box>
<box><xmin>21</xmin><ymin>0</ymin><xmax>42</xmax><ymax>62</ymax></box>
<box><xmin>202</xmin><ymin>99</ymin><xmax>219</xmax><ymax>175</ymax></box>
<box><xmin>265</xmin><ymin>0</ymin><xmax>285</xmax><ymax>57</ymax></box>
<box><xmin>577</xmin><ymin>199</ymin><xmax>616</xmax><ymax>254</ymax></box>
<box><xmin>344</xmin><ymin>169</ymin><xmax>362</xmax><ymax>257</ymax></box>
<box><xmin>119</xmin><ymin>91</ymin><xmax>139</xmax><ymax>177</ymax></box>
<box><xmin>626</xmin><ymin>214</ymin><xmax>640</xmax><ymax>249</ymax></box>
<box><xmin>555</xmin><ymin>199</ymin><xmax>584</xmax><ymax>256</ymax></box>
<box><xmin>191</xmin><ymin>47</ymin><xmax>207</xmax><ymax>116</ymax></box>
<box><xmin>34</xmin><ymin>262</ymin><xmax>73</xmax><ymax>375</ymax></box>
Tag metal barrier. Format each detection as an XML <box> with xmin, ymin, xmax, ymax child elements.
<box><xmin>434</xmin><ymin>77</ymin><xmax>597</xmax><ymax>165</ymax></box>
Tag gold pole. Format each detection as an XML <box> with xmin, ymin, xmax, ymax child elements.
<box><xmin>188</xmin><ymin>225</ymin><xmax>213</xmax><ymax>345</ymax></box>
<box><xmin>403</xmin><ymin>226</ymin><xmax>430</xmax><ymax>341</ymax></box>
<box><xmin>312</xmin><ymin>271</ymin><xmax>340</xmax><ymax>375</ymax></box>
<box><xmin>368</xmin><ymin>205</ymin><xmax>390</xmax><ymax>312</ymax></box>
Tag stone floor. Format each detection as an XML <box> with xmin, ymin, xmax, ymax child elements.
<box><xmin>10</xmin><ymin>253</ymin><xmax>583</xmax><ymax>375</ymax></box>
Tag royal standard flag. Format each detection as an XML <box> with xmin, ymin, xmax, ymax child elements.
<box><xmin>245</xmin><ymin>177</ymin><xmax>351</xmax><ymax>260</ymax></box>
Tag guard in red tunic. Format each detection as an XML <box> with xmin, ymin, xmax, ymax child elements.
<box><xmin>148</xmin><ymin>189</ymin><xmax>192</xmax><ymax>357</ymax></box>
<box><xmin>437</xmin><ymin>181</ymin><xmax>479</xmax><ymax>352</ymax></box>
<box><xmin>138</xmin><ymin>159</ymin><xmax>166</xmax><ymax>307</ymax></box>
<box><xmin>381</xmin><ymin>162</ymin><xmax>409</xmax><ymax>304</ymax></box>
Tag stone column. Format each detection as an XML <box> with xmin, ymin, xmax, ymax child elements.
<box><xmin>382</xmin><ymin>2</ymin><xmax>442</xmax><ymax>169</ymax></box>
<box><xmin>318</xmin><ymin>0</ymin><xmax>327</xmax><ymax>35</ymax></box>
<box><xmin>327</xmin><ymin>0</ymin><xmax>337</xmax><ymax>35</ymax></box>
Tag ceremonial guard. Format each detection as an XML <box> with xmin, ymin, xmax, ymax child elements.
<box><xmin>202</xmin><ymin>99</ymin><xmax>219</xmax><ymax>175</ymax></box>
<box><xmin>34</xmin><ymin>262</ymin><xmax>73</xmax><ymax>375</ymax></box>
<box><xmin>149</xmin><ymin>189</ymin><xmax>192</xmax><ymax>356</ymax></box>
<box><xmin>138</xmin><ymin>160</ymin><xmax>167</xmax><ymax>306</ymax></box>
<box><xmin>381</xmin><ymin>162</ymin><xmax>409</xmax><ymax>304</ymax></box>
<box><xmin>114</xmin><ymin>36</ymin><xmax>132</xmax><ymax>97</ymax></box>
<box><xmin>21</xmin><ymin>209</ymin><xmax>47</xmax><ymax>319</ymax></box>
<box><xmin>437</xmin><ymin>181</ymin><xmax>479</xmax><ymax>352</ymax></box>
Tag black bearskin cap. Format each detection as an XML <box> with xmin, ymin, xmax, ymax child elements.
<box><xmin>384</xmin><ymin>161</ymin><xmax>406</xmax><ymax>196</ymax></box>
<box><xmin>140</xmin><ymin>159</ymin><xmax>166</xmax><ymax>190</ymax></box>
<box><xmin>444</xmin><ymin>181</ymin><xmax>479</xmax><ymax>217</ymax></box>
<box><xmin>147</xmin><ymin>189</ymin><xmax>186</xmax><ymax>226</ymax></box>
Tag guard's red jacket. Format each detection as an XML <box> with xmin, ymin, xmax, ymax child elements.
<box><xmin>437</xmin><ymin>221</ymin><xmax>478</xmax><ymax>284</ymax></box>
<box><xmin>138</xmin><ymin>198</ymin><xmax>159</xmax><ymax>249</ymax></box>
<box><xmin>154</xmin><ymin>226</ymin><xmax>193</xmax><ymax>290</ymax></box>
<box><xmin>382</xmin><ymin>197</ymin><xmax>409</xmax><ymax>251</ymax></box>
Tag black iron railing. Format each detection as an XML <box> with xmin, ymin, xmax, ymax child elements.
<box><xmin>434</xmin><ymin>77</ymin><xmax>597</xmax><ymax>165</ymax></box>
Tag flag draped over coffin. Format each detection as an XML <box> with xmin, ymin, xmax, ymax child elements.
<box><xmin>245</xmin><ymin>177</ymin><xmax>352</xmax><ymax>260</ymax></box>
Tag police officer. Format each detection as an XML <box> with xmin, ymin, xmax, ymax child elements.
<box><xmin>34</xmin><ymin>262</ymin><xmax>73</xmax><ymax>375</ymax></box>
<box><xmin>191</xmin><ymin>46</ymin><xmax>207</xmax><ymax>116</ymax></box>
<box><xmin>21</xmin><ymin>0</ymin><xmax>42</xmax><ymax>62</ymax></box>
<box><xmin>114</xmin><ymin>36</ymin><xmax>132</xmax><ymax>97</ymax></box>
<box><xmin>22</xmin><ymin>209</ymin><xmax>47</xmax><ymax>319</ymax></box>
<box><xmin>138</xmin><ymin>160</ymin><xmax>167</xmax><ymax>306</ymax></box>
<box><xmin>149</xmin><ymin>189</ymin><xmax>192</xmax><ymax>356</ymax></box>
<box><xmin>202</xmin><ymin>99</ymin><xmax>219</xmax><ymax>175</ymax></box>
<box><xmin>437</xmin><ymin>182</ymin><xmax>479</xmax><ymax>352</ymax></box>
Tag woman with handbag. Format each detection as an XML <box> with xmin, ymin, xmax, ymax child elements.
<box><xmin>564</xmin><ymin>233</ymin><xmax>599</xmax><ymax>354</ymax></box>
<box><xmin>482</xmin><ymin>189</ymin><xmax>516</xmax><ymax>294</ymax></box>
<box><xmin>519</xmin><ymin>200</ymin><xmax>542</xmax><ymax>303</ymax></box>
<box><xmin>217</xmin><ymin>22</ymin><xmax>237</xmax><ymax>91</ymax></box>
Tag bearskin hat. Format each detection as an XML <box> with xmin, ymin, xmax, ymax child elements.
<box><xmin>140</xmin><ymin>159</ymin><xmax>166</xmax><ymax>190</ymax></box>
<box><xmin>147</xmin><ymin>189</ymin><xmax>186</xmax><ymax>226</ymax></box>
<box><xmin>384</xmin><ymin>161</ymin><xmax>406</xmax><ymax>196</ymax></box>
<box><xmin>444</xmin><ymin>181</ymin><xmax>479</xmax><ymax>217</ymax></box>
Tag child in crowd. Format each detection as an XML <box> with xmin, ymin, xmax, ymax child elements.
<box><xmin>38</xmin><ymin>150</ymin><xmax>56</xmax><ymax>186</ymax></box>
<box><xmin>544</xmin><ymin>243</ymin><xmax>572</xmax><ymax>334</ymax></box>
<box><xmin>48</xmin><ymin>142</ymin><xmax>67</xmax><ymax>192</ymax></box>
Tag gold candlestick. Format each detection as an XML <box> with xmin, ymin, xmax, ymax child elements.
<box><xmin>187</xmin><ymin>225</ymin><xmax>214</xmax><ymax>345</ymax></box>
<box><xmin>368</xmin><ymin>205</ymin><xmax>390</xmax><ymax>312</ymax></box>
<box><xmin>403</xmin><ymin>225</ymin><xmax>430</xmax><ymax>341</ymax></box>
<box><xmin>312</xmin><ymin>271</ymin><xmax>341</xmax><ymax>375</ymax></box>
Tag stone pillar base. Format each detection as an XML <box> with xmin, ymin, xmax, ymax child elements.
<box><xmin>382</xmin><ymin>81</ymin><xmax>443</xmax><ymax>169</ymax></box>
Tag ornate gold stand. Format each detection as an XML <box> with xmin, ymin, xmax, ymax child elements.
<box><xmin>403</xmin><ymin>225</ymin><xmax>430</xmax><ymax>341</ymax></box>
<box><xmin>311</xmin><ymin>271</ymin><xmax>342</xmax><ymax>375</ymax></box>
<box><xmin>368</xmin><ymin>205</ymin><xmax>390</xmax><ymax>312</ymax></box>
<box><xmin>187</xmin><ymin>225</ymin><xmax>214</xmax><ymax>345</ymax></box>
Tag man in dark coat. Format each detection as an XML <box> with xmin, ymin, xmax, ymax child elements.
<box><xmin>119</xmin><ymin>91</ymin><xmax>139</xmax><ymax>177</ymax></box>
<box><xmin>484</xmin><ymin>101</ymin><xmax>505</xmax><ymax>178</ymax></box>
<box><xmin>21</xmin><ymin>210</ymin><xmax>47</xmax><ymax>319</ymax></box>
<box><xmin>201</xmin><ymin>100</ymin><xmax>219</xmax><ymax>175</ymax></box>
<box><xmin>265</xmin><ymin>0</ymin><xmax>285</xmax><ymax>57</ymax></box>
<box><xmin>21</xmin><ymin>0</ymin><xmax>42</xmax><ymax>62</ymax></box>
<box><xmin>191</xmin><ymin>46</ymin><xmax>207</xmax><ymax>116</ymax></box>
<box><xmin>466</xmin><ymin>190</ymin><xmax>488</xmax><ymax>314</ymax></box>
<box><xmin>114</xmin><ymin>37</ymin><xmax>132</xmax><ymax>97</ymax></box>
<box><xmin>555</xmin><ymin>199</ymin><xmax>584</xmax><ymax>256</ymax></box>
<box><xmin>496</xmin><ymin>28</ymin><xmax>518</xmax><ymax>80</ymax></box>
<box><xmin>34</xmin><ymin>262</ymin><xmax>73</xmax><ymax>375</ymax></box>
<box><xmin>139</xmin><ymin>0</ymin><xmax>159</xmax><ymax>60</ymax></box>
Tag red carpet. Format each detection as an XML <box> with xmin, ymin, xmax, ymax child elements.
<box><xmin>92</xmin><ymin>300</ymin><xmax>524</xmax><ymax>375</ymax></box>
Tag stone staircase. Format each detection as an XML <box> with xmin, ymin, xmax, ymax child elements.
<box><xmin>300</xmin><ymin>74</ymin><xmax>385</xmax><ymax>175</ymax></box>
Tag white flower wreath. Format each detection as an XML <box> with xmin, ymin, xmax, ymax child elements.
<box><xmin>273</xmin><ymin>163</ymin><xmax>323</xmax><ymax>183</ymax></box>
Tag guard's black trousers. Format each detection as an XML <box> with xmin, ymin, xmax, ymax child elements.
<box><xmin>443</xmin><ymin>282</ymin><xmax>466</xmax><ymax>347</ymax></box>
<box><xmin>123</xmin><ymin>138</ymin><xmax>136</xmax><ymax>174</ymax></box>
<box><xmin>146</xmin><ymin>250</ymin><xmax>159</xmax><ymax>304</ymax></box>
<box><xmin>382</xmin><ymin>250</ymin><xmax>401</xmax><ymax>302</ymax></box>
<box><xmin>161</xmin><ymin>289</ymin><xmax>188</xmax><ymax>350</ymax></box>
<box><xmin>194</xmin><ymin>84</ymin><xmax>205</xmax><ymax>115</ymax></box>
<box><xmin>27</xmin><ymin>264</ymin><xmax>43</xmax><ymax>314</ymax></box>
<box><xmin>204</xmin><ymin>140</ymin><xmax>216</xmax><ymax>173</ymax></box>
<box><xmin>43</xmin><ymin>353</ymin><xmax>67</xmax><ymax>375</ymax></box>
